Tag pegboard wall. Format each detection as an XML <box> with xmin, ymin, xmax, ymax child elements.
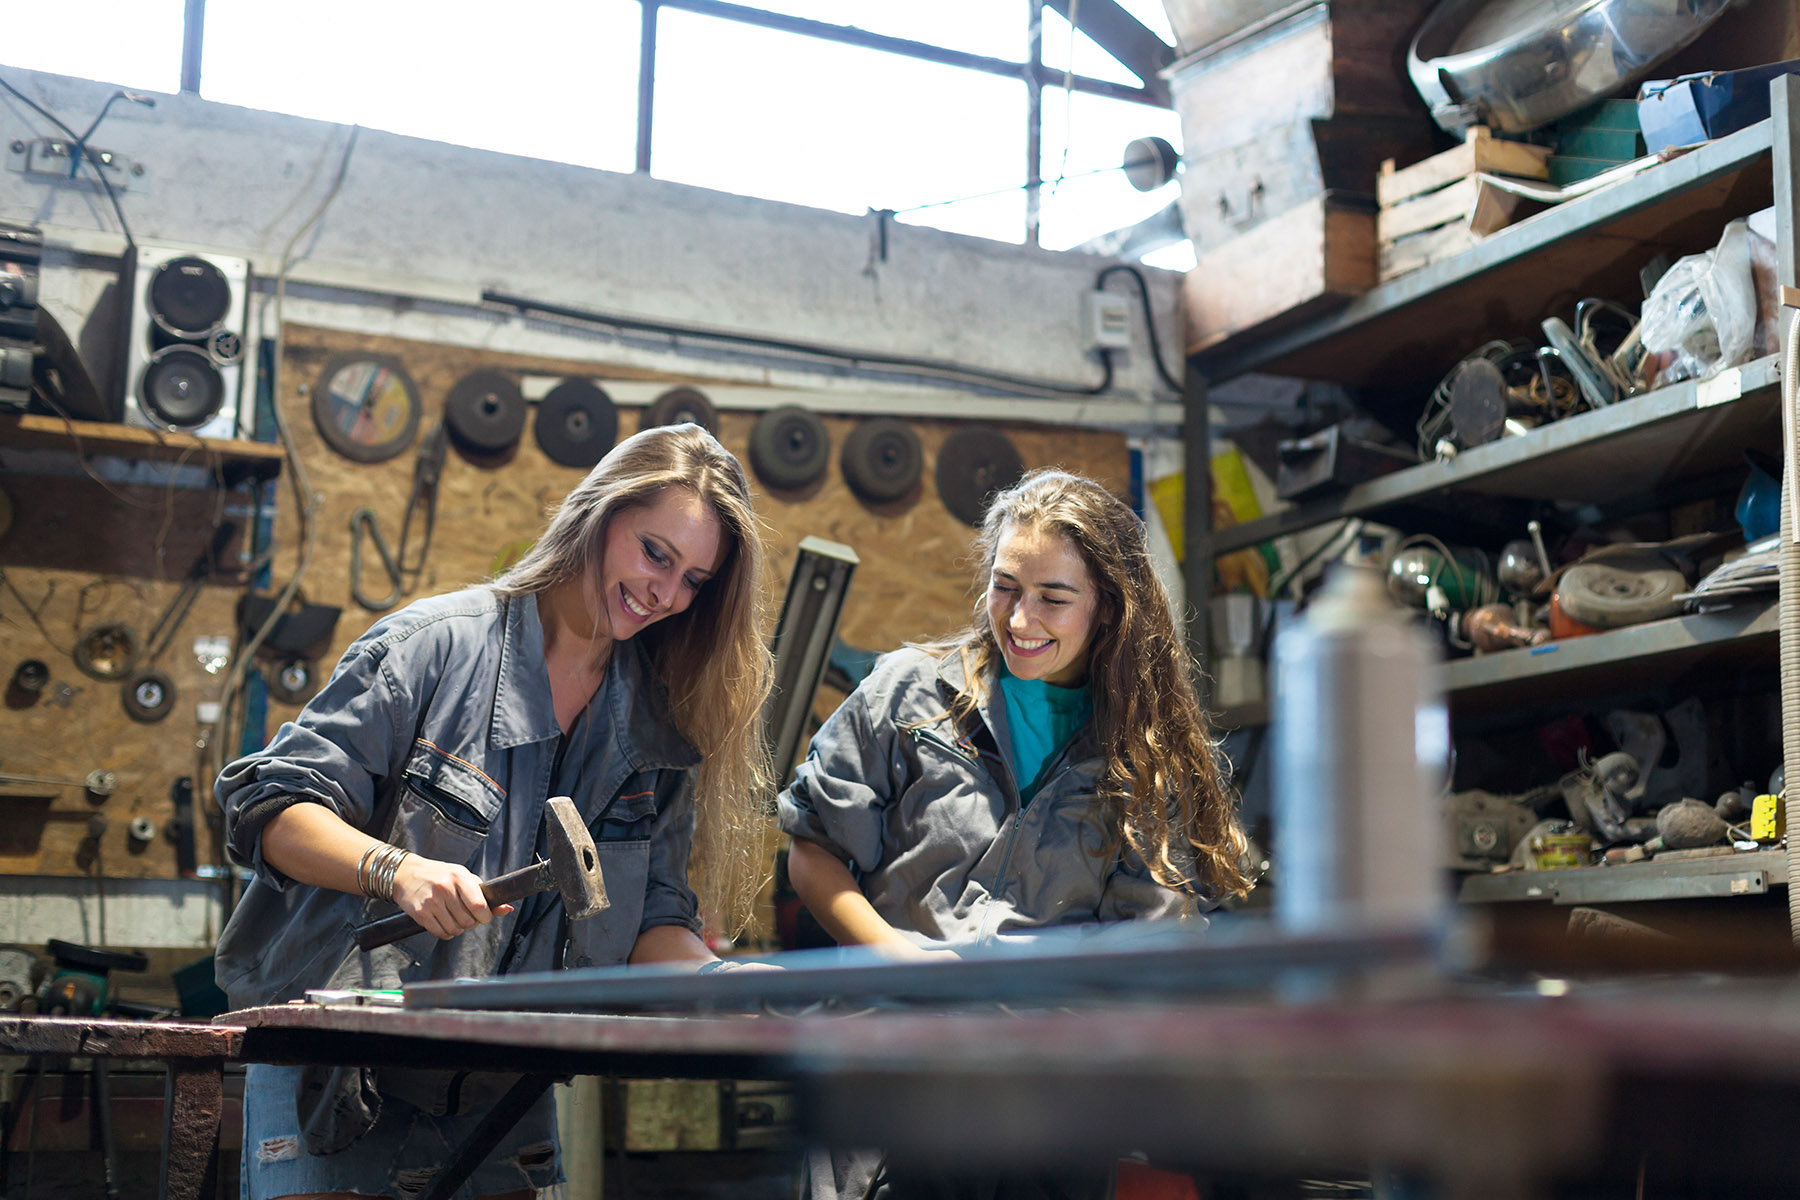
<box><xmin>0</xmin><ymin>321</ymin><xmax>1128</xmax><ymax>884</ymax></box>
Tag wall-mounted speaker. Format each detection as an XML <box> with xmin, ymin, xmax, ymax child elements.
<box><xmin>121</xmin><ymin>244</ymin><xmax>252</xmax><ymax>440</ymax></box>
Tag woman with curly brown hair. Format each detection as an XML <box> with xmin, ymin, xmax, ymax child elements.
<box><xmin>780</xmin><ymin>465</ymin><xmax>1249</xmax><ymax>959</ymax></box>
<box><xmin>216</xmin><ymin>422</ymin><xmax>774</xmax><ymax>1200</ymax></box>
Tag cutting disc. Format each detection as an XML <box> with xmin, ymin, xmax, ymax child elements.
<box><xmin>841</xmin><ymin>417</ymin><xmax>923</xmax><ymax>505</ymax></box>
<box><xmin>748</xmin><ymin>406</ymin><xmax>830</xmax><ymax>491</ymax></box>
<box><xmin>445</xmin><ymin>369</ymin><xmax>527</xmax><ymax>456</ymax></box>
<box><xmin>311</xmin><ymin>354</ymin><xmax>421</xmax><ymax>463</ymax></box>
<box><xmin>936</xmin><ymin>425</ymin><xmax>1026</xmax><ymax>526</ymax></box>
<box><xmin>641</xmin><ymin>386</ymin><xmax>719</xmax><ymax>435</ymax></box>
<box><xmin>535</xmin><ymin>378</ymin><xmax>618</xmax><ymax>469</ymax></box>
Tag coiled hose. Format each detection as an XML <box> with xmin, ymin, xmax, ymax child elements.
<box><xmin>1782</xmin><ymin>308</ymin><xmax>1800</xmax><ymax>944</ymax></box>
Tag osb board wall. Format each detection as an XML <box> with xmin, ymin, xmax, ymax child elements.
<box><xmin>0</xmin><ymin>322</ymin><xmax>1128</xmax><ymax>893</ymax></box>
<box><xmin>0</xmin><ymin>459</ymin><xmax>252</xmax><ymax>881</ymax></box>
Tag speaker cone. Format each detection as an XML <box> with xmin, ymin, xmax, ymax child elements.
<box><xmin>148</xmin><ymin>256</ymin><xmax>231</xmax><ymax>337</ymax></box>
<box><xmin>140</xmin><ymin>344</ymin><xmax>225</xmax><ymax>428</ymax></box>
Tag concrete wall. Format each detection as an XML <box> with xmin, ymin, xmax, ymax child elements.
<box><xmin>0</xmin><ymin>64</ymin><xmax>1186</xmax><ymax>426</ymax></box>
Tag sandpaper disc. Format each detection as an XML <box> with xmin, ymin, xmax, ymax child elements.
<box><xmin>641</xmin><ymin>386</ymin><xmax>719</xmax><ymax>435</ymax></box>
<box><xmin>936</xmin><ymin>425</ymin><xmax>1026</xmax><ymax>526</ymax></box>
<box><xmin>535</xmin><ymin>378</ymin><xmax>618</xmax><ymax>469</ymax></box>
<box><xmin>748</xmin><ymin>406</ymin><xmax>830</xmax><ymax>491</ymax></box>
<box><xmin>445</xmin><ymin>369</ymin><xmax>526</xmax><ymax>455</ymax></box>
<box><xmin>841</xmin><ymin>417</ymin><xmax>923</xmax><ymax>505</ymax></box>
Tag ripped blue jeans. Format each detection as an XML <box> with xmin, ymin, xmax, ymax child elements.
<box><xmin>241</xmin><ymin>1063</ymin><xmax>562</xmax><ymax>1199</ymax></box>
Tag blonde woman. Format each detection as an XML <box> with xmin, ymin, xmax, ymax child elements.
<box><xmin>216</xmin><ymin>423</ymin><xmax>772</xmax><ymax>1200</ymax></box>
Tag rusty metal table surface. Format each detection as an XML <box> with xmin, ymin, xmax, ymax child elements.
<box><xmin>0</xmin><ymin>1017</ymin><xmax>242</xmax><ymax>1200</ymax></box>
<box><xmin>224</xmin><ymin>977</ymin><xmax>1800</xmax><ymax>1195</ymax></box>
<box><xmin>14</xmin><ymin>979</ymin><xmax>1800</xmax><ymax>1198</ymax></box>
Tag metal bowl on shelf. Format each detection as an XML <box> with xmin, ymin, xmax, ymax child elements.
<box><xmin>1408</xmin><ymin>0</ymin><xmax>1736</xmax><ymax>135</ymax></box>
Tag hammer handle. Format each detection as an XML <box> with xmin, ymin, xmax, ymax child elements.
<box><xmin>352</xmin><ymin>860</ymin><xmax>552</xmax><ymax>952</ymax></box>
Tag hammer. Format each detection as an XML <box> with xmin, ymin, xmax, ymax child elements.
<box><xmin>352</xmin><ymin>796</ymin><xmax>608</xmax><ymax>951</ymax></box>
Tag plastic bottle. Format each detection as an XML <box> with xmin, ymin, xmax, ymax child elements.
<box><xmin>1272</xmin><ymin>563</ymin><xmax>1449</xmax><ymax>932</ymax></box>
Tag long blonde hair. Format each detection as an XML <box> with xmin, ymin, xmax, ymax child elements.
<box><xmin>491</xmin><ymin>423</ymin><xmax>774</xmax><ymax>933</ymax></box>
<box><xmin>944</xmin><ymin>469</ymin><xmax>1250</xmax><ymax>900</ymax></box>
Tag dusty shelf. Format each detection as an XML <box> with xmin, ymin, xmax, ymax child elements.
<box><xmin>1194</xmin><ymin>119</ymin><xmax>1777</xmax><ymax>393</ymax></box>
<box><xmin>1212</xmin><ymin>355</ymin><xmax>1780</xmax><ymax>554</ymax></box>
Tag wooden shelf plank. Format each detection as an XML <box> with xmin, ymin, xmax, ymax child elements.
<box><xmin>0</xmin><ymin>412</ymin><xmax>283</xmax><ymax>478</ymax></box>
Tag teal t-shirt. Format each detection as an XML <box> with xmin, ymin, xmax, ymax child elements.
<box><xmin>996</xmin><ymin>665</ymin><xmax>1093</xmax><ymax>804</ymax></box>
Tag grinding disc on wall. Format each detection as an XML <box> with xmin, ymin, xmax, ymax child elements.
<box><xmin>641</xmin><ymin>386</ymin><xmax>719</xmax><ymax>435</ymax></box>
<box><xmin>936</xmin><ymin>425</ymin><xmax>1026</xmax><ymax>526</ymax></box>
<box><xmin>535</xmin><ymin>378</ymin><xmax>618</xmax><ymax>469</ymax></box>
<box><xmin>445</xmin><ymin>369</ymin><xmax>527</xmax><ymax>456</ymax></box>
<box><xmin>748</xmin><ymin>406</ymin><xmax>830</xmax><ymax>491</ymax></box>
<box><xmin>841</xmin><ymin>417</ymin><xmax>923</xmax><ymax>505</ymax></box>
<box><xmin>311</xmin><ymin>353</ymin><xmax>421</xmax><ymax>464</ymax></box>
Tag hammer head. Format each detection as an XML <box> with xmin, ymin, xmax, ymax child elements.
<box><xmin>545</xmin><ymin>796</ymin><xmax>610</xmax><ymax>919</ymax></box>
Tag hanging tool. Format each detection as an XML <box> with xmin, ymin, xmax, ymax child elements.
<box><xmin>120</xmin><ymin>521</ymin><xmax>238</xmax><ymax>724</ymax></box>
<box><xmin>350</xmin><ymin>421</ymin><xmax>448</xmax><ymax>612</ymax></box>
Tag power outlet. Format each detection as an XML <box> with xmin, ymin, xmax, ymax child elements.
<box><xmin>1084</xmin><ymin>290</ymin><xmax>1132</xmax><ymax>351</ymax></box>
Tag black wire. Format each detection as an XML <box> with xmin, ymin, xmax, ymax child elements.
<box><xmin>483</xmin><ymin>289</ymin><xmax>1116</xmax><ymax>398</ymax></box>
<box><xmin>0</xmin><ymin>74</ymin><xmax>137</xmax><ymax>251</ymax></box>
<box><xmin>1095</xmin><ymin>262</ymin><xmax>1184</xmax><ymax>393</ymax></box>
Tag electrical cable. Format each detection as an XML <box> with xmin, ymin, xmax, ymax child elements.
<box><xmin>1095</xmin><ymin>263</ymin><xmax>1184</xmax><ymax>393</ymax></box>
<box><xmin>481</xmin><ymin>288</ymin><xmax>1117</xmax><ymax>398</ymax></box>
<box><xmin>0</xmin><ymin>74</ymin><xmax>145</xmax><ymax>251</ymax></box>
<box><xmin>199</xmin><ymin>126</ymin><xmax>361</xmax><ymax>839</ymax></box>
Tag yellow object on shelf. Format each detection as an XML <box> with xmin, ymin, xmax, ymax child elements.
<box><xmin>1751</xmin><ymin>794</ymin><xmax>1784</xmax><ymax>842</ymax></box>
<box><xmin>1148</xmin><ymin>445</ymin><xmax>1275</xmax><ymax>594</ymax></box>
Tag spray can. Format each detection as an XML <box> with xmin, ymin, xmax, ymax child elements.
<box><xmin>1272</xmin><ymin>564</ymin><xmax>1449</xmax><ymax>932</ymax></box>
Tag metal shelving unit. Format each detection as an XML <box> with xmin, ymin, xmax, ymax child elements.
<box><xmin>1184</xmin><ymin>99</ymin><xmax>1798</xmax><ymax>908</ymax></box>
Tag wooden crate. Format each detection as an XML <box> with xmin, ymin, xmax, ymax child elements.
<box><xmin>1182</xmin><ymin>196</ymin><xmax>1376</xmax><ymax>353</ymax></box>
<box><xmin>1377</xmin><ymin>127</ymin><xmax>1552</xmax><ymax>281</ymax></box>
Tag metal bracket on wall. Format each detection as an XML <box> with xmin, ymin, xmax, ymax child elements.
<box><xmin>6</xmin><ymin>137</ymin><xmax>142</xmax><ymax>191</ymax></box>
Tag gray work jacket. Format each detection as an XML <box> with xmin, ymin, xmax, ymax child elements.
<box><xmin>214</xmin><ymin>587</ymin><xmax>703</xmax><ymax>1010</ymax></box>
<box><xmin>777</xmin><ymin>647</ymin><xmax>1201</xmax><ymax>944</ymax></box>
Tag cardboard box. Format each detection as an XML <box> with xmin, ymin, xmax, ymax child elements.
<box><xmin>1638</xmin><ymin>59</ymin><xmax>1800</xmax><ymax>153</ymax></box>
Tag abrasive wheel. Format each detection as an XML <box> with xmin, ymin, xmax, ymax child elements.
<box><xmin>841</xmin><ymin>418</ymin><xmax>923</xmax><ymax>505</ymax></box>
<box><xmin>641</xmin><ymin>386</ymin><xmax>719</xmax><ymax>435</ymax></box>
<box><xmin>748</xmin><ymin>406</ymin><xmax>830</xmax><ymax>491</ymax></box>
<box><xmin>936</xmin><ymin>425</ymin><xmax>1025</xmax><ymax>526</ymax></box>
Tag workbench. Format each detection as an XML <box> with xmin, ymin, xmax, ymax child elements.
<box><xmin>8</xmin><ymin>973</ymin><xmax>1800</xmax><ymax>1200</ymax></box>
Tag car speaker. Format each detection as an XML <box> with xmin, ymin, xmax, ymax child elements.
<box><xmin>121</xmin><ymin>244</ymin><xmax>252</xmax><ymax>440</ymax></box>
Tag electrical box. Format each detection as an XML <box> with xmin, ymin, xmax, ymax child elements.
<box><xmin>1084</xmin><ymin>290</ymin><xmax>1132</xmax><ymax>351</ymax></box>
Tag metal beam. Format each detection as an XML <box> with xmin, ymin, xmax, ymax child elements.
<box><xmin>1042</xmin><ymin>0</ymin><xmax>1173</xmax><ymax>105</ymax></box>
<box><xmin>649</xmin><ymin>0</ymin><xmax>1159</xmax><ymax>106</ymax></box>
<box><xmin>180</xmin><ymin>0</ymin><xmax>206</xmax><ymax>94</ymax></box>
<box><xmin>1026</xmin><ymin>0</ymin><xmax>1045</xmax><ymax>247</ymax></box>
<box><xmin>636</xmin><ymin>0</ymin><xmax>659</xmax><ymax>173</ymax></box>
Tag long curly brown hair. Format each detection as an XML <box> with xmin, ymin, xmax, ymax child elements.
<box><xmin>490</xmin><ymin>423</ymin><xmax>774</xmax><ymax>934</ymax></box>
<box><xmin>944</xmin><ymin>469</ymin><xmax>1251</xmax><ymax>901</ymax></box>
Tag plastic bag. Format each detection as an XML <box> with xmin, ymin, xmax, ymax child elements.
<box><xmin>1639</xmin><ymin>217</ymin><xmax>1757</xmax><ymax>387</ymax></box>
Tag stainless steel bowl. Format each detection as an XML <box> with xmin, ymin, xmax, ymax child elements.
<box><xmin>1408</xmin><ymin>0</ymin><xmax>1736</xmax><ymax>135</ymax></box>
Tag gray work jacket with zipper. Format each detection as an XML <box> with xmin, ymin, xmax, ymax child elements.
<box><xmin>214</xmin><ymin>587</ymin><xmax>704</xmax><ymax>1011</ymax></box>
<box><xmin>778</xmin><ymin>646</ymin><xmax>1202</xmax><ymax>944</ymax></box>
